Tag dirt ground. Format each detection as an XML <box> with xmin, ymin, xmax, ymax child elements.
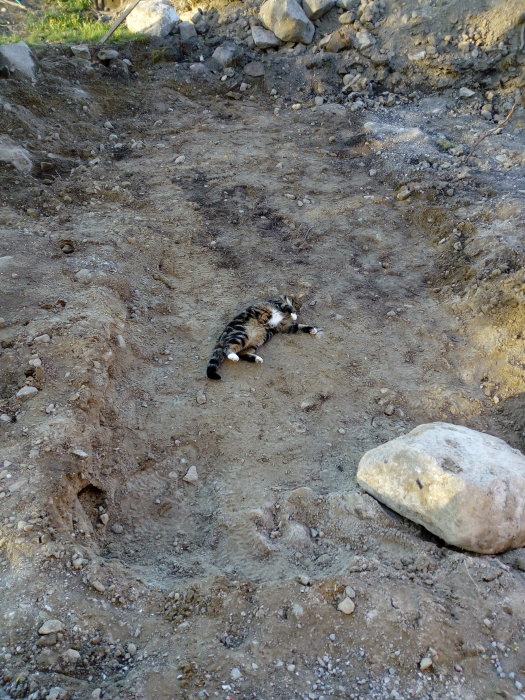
<box><xmin>1</xmin><ymin>1</ymin><xmax>525</xmax><ymax>698</ymax></box>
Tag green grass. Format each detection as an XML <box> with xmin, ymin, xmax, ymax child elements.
<box><xmin>7</xmin><ymin>0</ymin><xmax>138</xmax><ymax>45</ymax></box>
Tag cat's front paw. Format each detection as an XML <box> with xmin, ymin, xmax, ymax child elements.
<box><xmin>310</xmin><ymin>327</ymin><xmax>319</xmax><ymax>335</ymax></box>
<box><xmin>254</xmin><ymin>355</ymin><xmax>264</xmax><ymax>363</ymax></box>
<box><xmin>227</xmin><ymin>352</ymin><xmax>240</xmax><ymax>362</ymax></box>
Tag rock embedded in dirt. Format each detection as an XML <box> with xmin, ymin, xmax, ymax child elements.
<box><xmin>302</xmin><ymin>0</ymin><xmax>336</xmax><ymax>21</ymax></box>
<box><xmin>319</xmin><ymin>26</ymin><xmax>355</xmax><ymax>52</ymax></box>
<box><xmin>126</xmin><ymin>0</ymin><xmax>179</xmax><ymax>37</ymax></box>
<box><xmin>420</xmin><ymin>656</ymin><xmax>433</xmax><ymax>671</ymax></box>
<box><xmin>38</xmin><ymin>619</ymin><xmax>64</xmax><ymax>635</ymax></box>
<box><xmin>211</xmin><ymin>42</ymin><xmax>241</xmax><ymax>67</ymax></box>
<box><xmin>459</xmin><ymin>87</ymin><xmax>476</xmax><ymax>98</ymax></box>
<box><xmin>183</xmin><ymin>465</ymin><xmax>199</xmax><ymax>483</ymax></box>
<box><xmin>70</xmin><ymin>45</ymin><xmax>91</xmax><ymax>61</ymax></box>
<box><xmin>244</xmin><ymin>61</ymin><xmax>265</xmax><ymax>78</ymax></box>
<box><xmin>179</xmin><ymin>21</ymin><xmax>198</xmax><ymax>42</ymax></box>
<box><xmin>251</xmin><ymin>25</ymin><xmax>281</xmax><ymax>49</ymax></box>
<box><xmin>0</xmin><ymin>41</ymin><xmax>36</xmax><ymax>82</ymax></box>
<box><xmin>16</xmin><ymin>386</ymin><xmax>38</xmax><ymax>399</ymax></box>
<box><xmin>0</xmin><ymin>136</ymin><xmax>33</xmax><ymax>174</ymax></box>
<box><xmin>337</xmin><ymin>597</ymin><xmax>355</xmax><ymax>614</ymax></box>
<box><xmin>260</xmin><ymin>0</ymin><xmax>315</xmax><ymax>44</ymax></box>
<box><xmin>357</xmin><ymin>422</ymin><xmax>525</xmax><ymax>554</ymax></box>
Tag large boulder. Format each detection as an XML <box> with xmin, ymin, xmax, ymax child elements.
<box><xmin>0</xmin><ymin>41</ymin><xmax>36</xmax><ymax>82</ymax></box>
<box><xmin>260</xmin><ymin>0</ymin><xmax>315</xmax><ymax>44</ymax></box>
<box><xmin>356</xmin><ymin>422</ymin><xmax>525</xmax><ymax>554</ymax></box>
<box><xmin>126</xmin><ymin>0</ymin><xmax>179</xmax><ymax>37</ymax></box>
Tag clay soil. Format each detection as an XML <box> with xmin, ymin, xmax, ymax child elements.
<box><xmin>1</xmin><ymin>2</ymin><xmax>525</xmax><ymax>698</ymax></box>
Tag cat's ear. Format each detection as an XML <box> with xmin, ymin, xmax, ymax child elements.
<box><xmin>290</xmin><ymin>293</ymin><xmax>305</xmax><ymax>311</ymax></box>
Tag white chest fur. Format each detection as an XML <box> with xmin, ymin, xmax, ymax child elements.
<box><xmin>268</xmin><ymin>309</ymin><xmax>284</xmax><ymax>327</ymax></box>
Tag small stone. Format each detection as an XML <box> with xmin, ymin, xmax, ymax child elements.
<box><xmin>71</xmin><ymin>449</ymin><xmax>89</xmax><ymax>459</ymax></box>
<box><xmin>212</xmin><ymin>42</ymin><xmax>240</xmax><ymax>67</ymax></box>
<box><xmin>62</xmin><ymin>648</ymin><xmax>81</xmax><ymax>664</ymax></box>
<box><xmin>292</xmin><ymin>103</ymin><xmax>302</xmax><ymax>110</ymax></box>
<box><xmin>179</xmin><ymin>21</ymin><xmax>197</xmax><ymax>42</ymax></box>
<box><xmin>116</xmin><ymin>334</ymin><xmax>126</xmax><ymax>348</ymax></box>
<box><xmin>174</xmin><ymin>155</ymin><xmax>186</xmax><ymax>164</ymax></box>
<box><xmin>97</xmin><ymin>48</ymin><xmax>119</xmax><ymax>61</ymax></box>
<box><xmin>396</xmin><ymin>186</ymin><xmax>411</xmax><ymax>201</ymax></box>
<box><xmin>314</xmin><ymin>96</ymin><xmax>324</xmax><ymax>105</ymax></box>
<box><xmin>127</xmin><ymin>642</ymin><xmax>137</xmax><ymax>656</ymax></box>
<box><xmin>230</xmin><ymin>667</ymin><xmax>242</xmax><ymax>680</ymax></box>
<box><xmin>408</xmin><ymin>50</ymin><xmax>426</xmax><ymax>61</ymax></box>
<box><xmin>298</xmin><ymin>574</ymin><xmax>311</xmax><ymax>585</ymax></box>
<box><xmin>75</xmin><ymin>269</ymin><xmax>93</xmax><ymax>284</ymax></box>
<box><xmin>91</xmin><ymin>691</ymin><xmax>102</xmax><ymax>700</ymax></box>
<box><xmin>420</xmin><ymin>657</ymin><xmax>433</xmax><ymax>671</ymax></box>
<box><xmin>337</xmin><ymin>597</ymin><xmax>355</xmax><ymax>614</ymax></box>
<box><xmin>39</xmin><ymin>619</ymin><xmax>64</xmax><ymax>635</ymax></box>
<box><xmin>33</xmin><ymin>333</ymin><xmax>51</xmax><ymax>343</ymax></box>
<box><xmin>100</xmin><ymin>513</ymin><xmax>109</xmax><ymax>525</ymax></box>
<box><xmin>29</xmin><ymin>357</ymin><xmax>42</xmax><ymax>367</ymax></box>
<box><xmin>251</xmin><ymin>25</ymin><xmax>281</xmax><ymax>49</ymax></box>
<box><xmin>244</xmin><ymin>61</ymin><xmax>265</xmax><ymax>77</ymax></box>
<box><xmin>183</xmin><ymin>465</ymin><xmax>199</xmax><ymax>483</ymax></box>
<box><xmin>240</xmin><ymin>82</ymin><xmax>249</xmax><ymax>92</ymax></box>
<box><xmin>16</xmin><ymin>385</ymin><xmax>38</xmax><ymax>399</ymax></box>
<box><xmin>384</xmin><ymin>404</ymin><xmax>395</xmax><ymax>416</ymax></box>
<box><xmin>70</xmin><ymin>44</ymin><xmax>91</xmax><ymax>60</ymax></box>
<box><xmin>459</xmin><ymin>87</ymin><xmax>476</xmax><ymax>98</ymax></box>
<box><xmin>344</xmin><ymin>586</ymin><xmax>356</xmax><ymax>598</ymax></box>
<box><xmin>111</xmin><ymin>523</ymin><xmax>124</xmax><ymax>534</ymax></box>
<box><xmin>90</xmin><ymin>580</ymin><xmax>106</xmax><ymax>593</ymax></box>
<box><xmin>302</xmin><ymin>0</ymin><xmax>335</xmax><ymax>21</ymax></box>
<box><xmin>46</xmin><ymin>688</ymin><xmax>67</xmax><ymax>700</ymax></box>
<box><xmin>196</xmin><ymin>392</ymin><xmax>207</xmax><ymax>405</ymax></box>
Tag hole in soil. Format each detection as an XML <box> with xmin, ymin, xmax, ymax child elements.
<box><xmin>78</xmin><ymin>484</ymin><xmax>107</xmax><ymax>527</ymax></box>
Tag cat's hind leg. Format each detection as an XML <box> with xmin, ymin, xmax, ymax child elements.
<box><xmin>239</xmin><ymin>352</ymin><xmax>264</xmax><ymax>363</ymax></box>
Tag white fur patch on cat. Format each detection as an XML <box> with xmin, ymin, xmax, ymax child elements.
<box><xmin>227</xmin><ymin>352</ymin><xmax>239</xmax><ymax>361</ymax></box>
<box><xmin>268</xmin><ymin>309</ymin><xmax>284</xmax><ymax>327</ymax></box>
<box><xmin>254</xmin><ymin>355</ymin><xmax>264</xmax><ymax>363</ymax></box>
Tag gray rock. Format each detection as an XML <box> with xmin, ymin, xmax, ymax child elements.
<box><xmin>97</xmin><ymin>48</ymin><xmax>119</xmax><ymax>61</ymax></box>
<box><xmin>0</xmin><ymin>41</ymin><xmax>36</xmax><ymax>82</ymax></box>
<box><xmin>353</xmin><ymin>29</ymin><xmax>375</xmax><ymax>49</ymax></box>
<box><xmin>244</xmin><ymin>61</ymin><xmax>265</xmax><ymax>77</ymax></box>
<box><xmin>302</xmin><ymin>0</ymin><xmax>335</xmax><ymax>20</ymax></box>
<box><xmin>70</xmin><ymin>45</ymin><xmax>91</xmax><ymax>61</ymax></box>
<box><xmin>183</xmin><ymin>465</ymin><xmax>199</xmax><ymax>483</ymax></box>
<box><xmin>39</xmin><ymin>619</ymin><xmax>64</xmax><ymax>635</ymax></box>
<box><xmin>357</xmin><ymin>422</ymin><xmax>525</xmax><ymax>554</ymax></box>
<box><xmin>16</xmin><ymin>386</ymin><xmax>38</xmax><ymax>399</ymax></box>
<box><xmin>0</xmin><ymin>136</ymin><xmax>32</xmax><ymax>174</ymax></box>
<box><xmin>179</xmin><ymin>21</ymin><xmax>197</xmax><ymax>42</ymax></box>
<box><xmin>338</xmin><ymin>11</ymin><xmax>355</xmax><ymax>23</ymax></box>
<box><xmin>251</xmin><ymin>25</ymin><xmax>281</xmax><ymax>49</ymax></box>
<box><xmin>459</xmin><ymin>87</ymin><xmax>476</xmax><ymax>98</ymax></box>
<box><xmin>260</xmin><ymin>0</ymin><xmax>315</xmax><ymax>44</ymax></box>
<box><xmin>212</xmin><ymin>42</ymin><xmax>241</xmax><ymax>67</ymax></box>
<box><xmin>126</xmin><ymin>0</ymin><xmax>179</xmax><ymax>37</ymax></box>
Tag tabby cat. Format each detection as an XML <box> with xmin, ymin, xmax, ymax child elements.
<box><xmin>207</xmin><ymin>295</ymin><xmax>318</xmax><ymax>380</ymax></box>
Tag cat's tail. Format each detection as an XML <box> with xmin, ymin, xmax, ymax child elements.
<box><xmin>206</xmin><ymin>346</ymin><xmax>224</xmax><ymax>380</ymax></box>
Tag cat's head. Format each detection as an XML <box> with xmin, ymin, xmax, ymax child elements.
<box><xmin>269</xmin><ymin>294</ymin><xmax>302</xmax><ymax>320</ymax></box>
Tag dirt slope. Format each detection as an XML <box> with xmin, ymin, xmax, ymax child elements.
<box><xmin>1</xmin><ymin>7</ymin><xmax>525</xmax><ymax>699</ymax></box>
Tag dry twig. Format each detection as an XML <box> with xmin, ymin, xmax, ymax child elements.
<box><xmin>466</xmin><ymin>102</ymin><xmax>518</xmax><ymax>161</ymax></box>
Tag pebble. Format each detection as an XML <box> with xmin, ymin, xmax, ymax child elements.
<box><xmin>111</xmin><ymin>523</ymin><xmax>124</xmax><ymax>534</ymax></box>
<box><xmin>337</xmin><ymin>597</ymin><xmax>355</xmax><ymax>614</ymax></box>
<box><xmin>71</xmin><ymin>449</ymin><xmax>89</xmax><ymax>459</ymax></box>
<box><xmin>100</xmin><ymin>513</ymin><xmax>109</xmax><ymax>525</ymax></box>
<box><xmin>62</xmin><ymin>648</ymin><xmax>81</xmax><ymax>663</ymax></box>
<box><xmin>292</xmin><ymin>103</ymin><xmax>302</xmax><ymax>110</ymax></box>
<box><xmin>90</xmin><ymin>580</ymin><xmax>106</xmax><ymax>593</ymax></box>
<box><xmin>175</xmin><ymin>155</ymin><xmax>186</xmax><ymax>164</ymax></box>
<box><xmin>33</xmin><ymin>333</ymin><xmax>51</xmax><ymax>343</ymax></box>
<box><xmin>16</xmin><ymin>385</ymin><xmax>38</xmax><ymax>399</ymax></box>
<box><xmin>196</xmin><ymin>392</ymin><xmax>207</xmax><ymax>405</ymax></box>
<box><xmin>420</xmin><ymin>656</ymin><xmax>433</xmax><ymax>671</ymax></box>
<box><xmin>183</xmin><ymin>465</ymin><xmax>199</xmax><ymax>483</ymax></box>
<box><xmin>384</xmin><ymin>404</ymin><xmax>395</xmax><ymax>416</ymax></box>
<box><xmin>75</xmin><ymin>269</ymin><xmax>93</xmax><ymax>283</ymax></box>
<box><xmin>230</xmin><ymin>667</ymin><xmax>242</xmax><ymax>680</ymax></box>
<box><xmin>459</xmin><ymin>87</ymin><xmax>476</xmax><ymax>98</ymax></box>
<box><xmin>38</xmin><ymin>619</ymin><xmax>65</xmax><ymax>635</ymax></box>
<box><xmin>396</xmin><ymin>186</ymin><xmax>411</xmax><ymax>201</ymax></box>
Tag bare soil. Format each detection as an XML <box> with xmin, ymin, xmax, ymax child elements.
<box><xmin>1</xmin><ymin>2</ymin><xmax>525</xmax><ymax>698</ymax></box>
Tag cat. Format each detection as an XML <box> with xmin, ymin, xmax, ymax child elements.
<box><xmin>206</xmin><ymin>294</ymin><xmax>318</xmax><ymax>380</ymax></box>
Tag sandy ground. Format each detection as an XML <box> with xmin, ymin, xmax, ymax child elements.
<box><xmin>1</xmin><ymin>2</ymin><xmax>525</xmax><ymax>698</ymax></box>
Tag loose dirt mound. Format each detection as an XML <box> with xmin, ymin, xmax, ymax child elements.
<box><xmin>1</xmin><ymin>2</ymin><xmax>525</xmax><ymax>698</ymax></box>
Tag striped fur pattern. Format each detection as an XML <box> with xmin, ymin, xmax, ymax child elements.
<box><xmin>207</xmin><ymin>295</ymin><xmax>318</xmax><ymax>380</ymax></box>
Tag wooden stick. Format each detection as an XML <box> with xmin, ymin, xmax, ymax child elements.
<box><xmin>100</xmin><ymin>0</ymin><xmax>143</xmax><ymax>44</ymax></box>
<box><xmin>0</xmin><ymin>0</ymin><xmax>28</xmax><ymax>10</ymax></box>
<box><xmin>466</xmin><ymin>102</ymin><xmax>518</xmax><ymax>161</ymax></box>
